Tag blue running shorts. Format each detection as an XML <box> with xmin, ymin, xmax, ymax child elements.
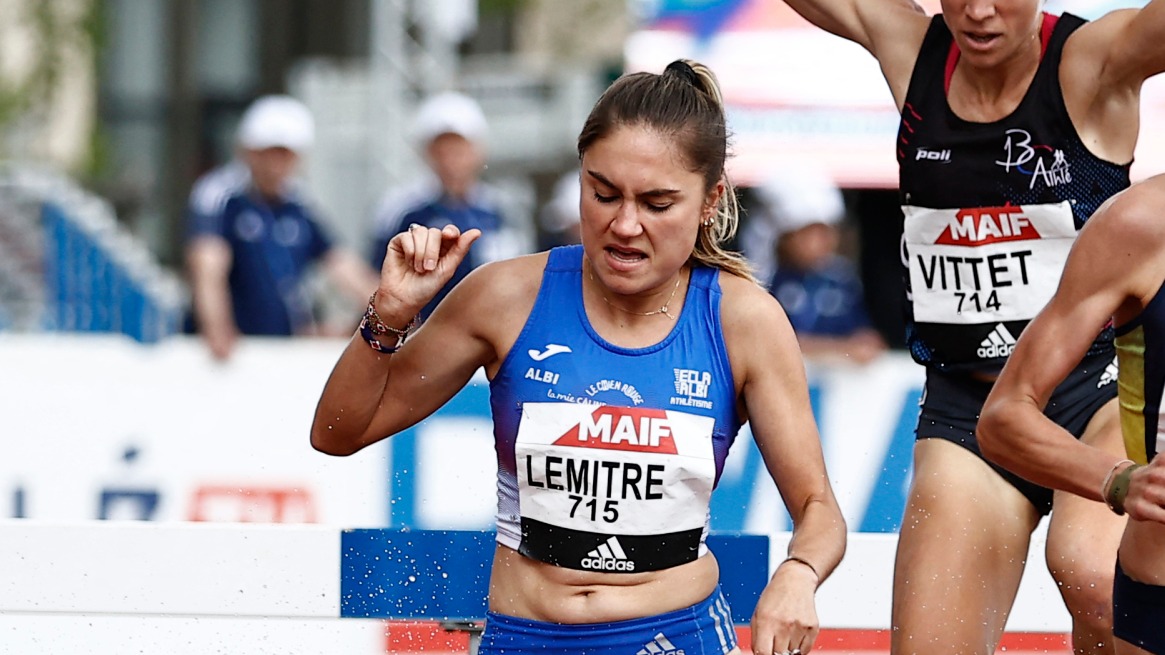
<box><xmin>478</xmin><ymin>585</ymin><xmax>738</xmax><ymax>654</ymax></box>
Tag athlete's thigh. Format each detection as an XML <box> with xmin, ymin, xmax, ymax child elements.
<box><xmin>1047</xmin><ymin>399</ymin><xmax>1125</xmax><ymax>576</ymax></box>
<box><xmin>892</xmin><ymin>439</ymin><xmax>1041</xmax><ymax>655</ymax></box>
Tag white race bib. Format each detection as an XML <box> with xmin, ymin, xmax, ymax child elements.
<box><xmin>903</xmin><ymin>202</ymin><xmax>1076</xmax><ymax>324</ymax></box>
<box><xmin>515</xmin><ymin>403</ymin><xmax>716</xmax><ymax>536</ymax></box>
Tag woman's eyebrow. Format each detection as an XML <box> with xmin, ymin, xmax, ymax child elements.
<box><xmin>586</xmin><ymin>170</ymin><xmax>681</xmax><ymax>198</ymax></box>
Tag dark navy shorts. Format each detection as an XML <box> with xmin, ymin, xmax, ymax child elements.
<box><xmin>917</xmin><ymin>351</ymin><xmax>1117</xmax><ymax>515</ymax></box>
<box><xmin>478</xmin><ymin>586</ymin><xmax>737</xmax><ymax>654</ymax></box>
<box><xmin>1114</xmin><ymin>561</ymin><xmax>1165</xmax><ymax>653</ymax></box>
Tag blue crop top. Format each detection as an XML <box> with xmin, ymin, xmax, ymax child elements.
<box><xmin>488</xmin><ymin>245</ymin><xmax>742</xmax><ymax>572</ymax></box>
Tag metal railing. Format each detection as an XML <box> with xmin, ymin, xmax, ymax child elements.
<box><xmin>0</xmin><ymin>167</ymin><xmax>184</xmax><ymax>342</ymax></box>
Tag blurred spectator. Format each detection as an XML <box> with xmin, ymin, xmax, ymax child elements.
<box><xmin>185</xmin><ymin>95</ymin><xmax>378</xmax><ymax>361</ymax></box>
<box><xmin>757</xmin><ymin>170</ymin><xmax>886</xmax><ymax>364</ymax></box>
<box><xmin>538</xmin><ymin>170</ymin><xmax>581</xmax><ymax>249</ymax></box>
<box><xmin>369</xmin><ymin>91</ymin><xmax>530</xmax><ymax>320</ymax></box>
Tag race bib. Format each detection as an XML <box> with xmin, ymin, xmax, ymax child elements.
<box><xmin>515</xmin><ymin>402</ymin><xmax>716</xmax><ymax>572</ymax></box>
<box><xmin>903</xmin><ymin>202</ymin><xmax>1076</xmax><ymax>324</ymax></box>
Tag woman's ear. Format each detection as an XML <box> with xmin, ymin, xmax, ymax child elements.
<box><xmin>702</xmin><ymin>179</ymin><xmax>726</xmax><ymax>225</ymax></box>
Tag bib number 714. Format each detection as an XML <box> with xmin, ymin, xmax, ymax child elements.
<box><xmin>955</xmin><ymin>290</ymin><xmax>1001</xmax><ymax>314</ymax></box>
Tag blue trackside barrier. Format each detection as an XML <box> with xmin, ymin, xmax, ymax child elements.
<box><xmin>340</xmin><ymin>529</ymin><xmax>768</xmax><ymax>624</ymax></box>
<box><xmin>41</xmin><ymin>201</ymin><xmax>182</xmax><ymax>342</ymax></box>
<box><xmin>0</xmin><ymin>169</ymin><xmax>183</xmax><ymax>340</ymax></box>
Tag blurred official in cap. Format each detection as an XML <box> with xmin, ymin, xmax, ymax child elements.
<box><xmin>184</xmin><ymin>94</ymin><xmax>377</xmax><ymax>361</ymax></box>
<box><xmin>754</xmin><ymin>168</ymin><xmax>885</xmax><ymax>364</ymax></box>
<box><xmin>412</xmin><ymin>91</ymin><xmax>489</xmax><ymax>201</ymax></box>
<box><xmin>369</xmin><ymin>90</ymin><xmax>530</xmax><ymax>322</ymax></box>
<box><xmin>757</xmin><ymin>168</ymin><xmax>846</xmax><ymax>274</ymax></box>
<box><xmin>235</xmin><ymin>95</ymin><xmax>315</xmax><ymax>201</ymax></box>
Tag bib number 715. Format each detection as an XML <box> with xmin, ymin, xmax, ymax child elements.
<box><xmin>569</xmin><ymin>494</ymin><xmax>619</xmax><ymax>523</ymax></box>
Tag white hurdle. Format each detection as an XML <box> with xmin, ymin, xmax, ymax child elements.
<box><xmin>0</xmin><ymin>520</ymin><xmax>1071</xmax><ymax>654</ymax></box>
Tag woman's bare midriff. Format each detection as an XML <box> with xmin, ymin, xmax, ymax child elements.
<box><xmin>970</xmin><ymin>370</ymin><xmax>1000</xmax><ymax>383</ymax></box>
<box><xmin>486</xmin><ymin>544</ymin><xmax>721</xmax><ymax>624</ymax></box>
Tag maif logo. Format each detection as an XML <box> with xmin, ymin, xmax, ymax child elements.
<box><xmin>553</xmin><ymin>406</ymin><xmax>677</xmax><ymax>454</ymax></box>
<box><xmin>934</xmin><ymin>206</ymin><xmax>1041</xmax><ymax>246</ymax></box>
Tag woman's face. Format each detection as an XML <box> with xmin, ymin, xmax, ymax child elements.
<box><xmin>941</xmin><ymin>0</ymin><xmax>1042</xmax><ymax>69</ymax></box>
<box><xmin>578</xmin><ymin>124</ymin><xmax>718</xmax><ymax>297</ymax></box>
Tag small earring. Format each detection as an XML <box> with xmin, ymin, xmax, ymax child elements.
<box><xmin>702</xmin><ymin>215</ymin><xmax>715</xmax><ymax>227</ymax></box>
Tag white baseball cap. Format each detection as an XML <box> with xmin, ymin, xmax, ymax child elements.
<box><xmin>412</xmin><ymin>91</ymin><xmax>488</xmax><ymax>147</ymax></box>
<box><xmin>755</xmin><ymin>168</ymin><xmax>845</xmax><ymax>237</ymax></box>
<box><xmin>237</xmin><ymin>95</ymin><xmax>315</xmax><ymax>152</ymax></box>
<box><xmin>540</xmin><ymin>171</ymin><xmax>581</xmax><ymax>233</ymax></box>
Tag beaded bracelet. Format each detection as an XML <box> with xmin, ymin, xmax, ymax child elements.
<box><xmin>359</xmin><ymin>293</ymin><xmax>417</xmax><ymax>354</ymax></box>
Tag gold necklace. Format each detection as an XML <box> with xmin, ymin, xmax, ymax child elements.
<box><xmin>586</xmin><ymin>260</ymin><xmax>684</xmax><ymax>320</ymax></box>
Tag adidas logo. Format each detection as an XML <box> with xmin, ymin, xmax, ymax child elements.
<box><xmin>1098</xmin><ymin>357</ymin><xmax>1118</xmax><ymax>388</ymax></box>
<box><xmin>580</xmin><ymin>535</ymin><xmax>636</xmax><ymax>572</ymax></box>
<box><xmin>977</xmin><ymin>323</ymin><xmax>1017</xmax><ymax>359</ymax></box>
<box><xmin>637</xmin><ymin>632</ymin><xmax>684</xmax><ymax>655</ymax></box>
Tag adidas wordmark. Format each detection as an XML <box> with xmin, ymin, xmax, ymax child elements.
<box><xmin>977</xmin><ymin>323</ymin><xmax>1017</xmax><ymax>359</ymax></box>
<box><xmin>581</xmin><ymin>535</ymin><xmax>635</xmax><ymax>572</ymax></box>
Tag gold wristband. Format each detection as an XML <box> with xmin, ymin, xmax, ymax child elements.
<box><xmin>1104</xmin><ymin>462</ymin><xmax>1142</xmax><ymax>516</ymax></box>
<box><xmin>1101</xmin><ymin>459</ymin><xmax>1134</xmax><ymax>512</ymax></box>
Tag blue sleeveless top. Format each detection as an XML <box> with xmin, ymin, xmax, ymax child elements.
<box><xmin>489</xmin><ymin>245</ymin><xmax>742</xmax><ymax>573</ymax></box>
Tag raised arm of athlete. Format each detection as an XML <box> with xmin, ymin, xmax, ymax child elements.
<box><xmin>1060</xmin><ymin>1</ymin><xmax>1165</xmax><ymax>163</ymax></box>
<box><xmin>310</xmin><ymin>224</ymin><xmax>532</xmax><ymax>456</ymax></box>
<box><xmin>780</xmin><ymin>0</ymin><xmax>929</xmax><ymax>107</ymax></box>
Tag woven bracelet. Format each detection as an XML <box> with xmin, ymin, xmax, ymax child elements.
<box><xmin>359</xmin><ymin>294</ymin><xmax>417</xmax><ymax>354</ymax></box>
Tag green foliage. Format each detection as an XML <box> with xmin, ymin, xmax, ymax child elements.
<box><xmin>0</xmin><ymin>0</ymin><xmax>100</xmax><ymax>160</ymax></box>
<box><xmin>479</xmin><ymin>0</ymin><xmax>529</xmax><ymax>16</ymax></box>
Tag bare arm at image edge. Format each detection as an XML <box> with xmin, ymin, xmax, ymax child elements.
<box><xmin>979</xmin><ymin>183</ymin><xmax>1164</xmax><ymax>502</ymax></box>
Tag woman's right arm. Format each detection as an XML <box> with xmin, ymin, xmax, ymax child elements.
<box><xmin>782</xmin><ymin>0</ymin><xmax>931</xmax><ymax>106</ymax></box>
<box><xmin>310</xmin><ymin>224</ymin><xmax>491</xmax><ymax>456</ymax></box>
<box><xmin>721</xmin><ymin>278</ymin><xmax>846</xmax><ymax>655</ymax></box>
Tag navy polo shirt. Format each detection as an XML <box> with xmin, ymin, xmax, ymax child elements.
<box><xmin>769</xmin><ymin>256</ymin><xmax>872</xmax><ymax>337</ymax></box>
<box><xmin>188</xmin><ymin>187</ymin><xmax>333</xmax><ymax>336</ymax></box>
